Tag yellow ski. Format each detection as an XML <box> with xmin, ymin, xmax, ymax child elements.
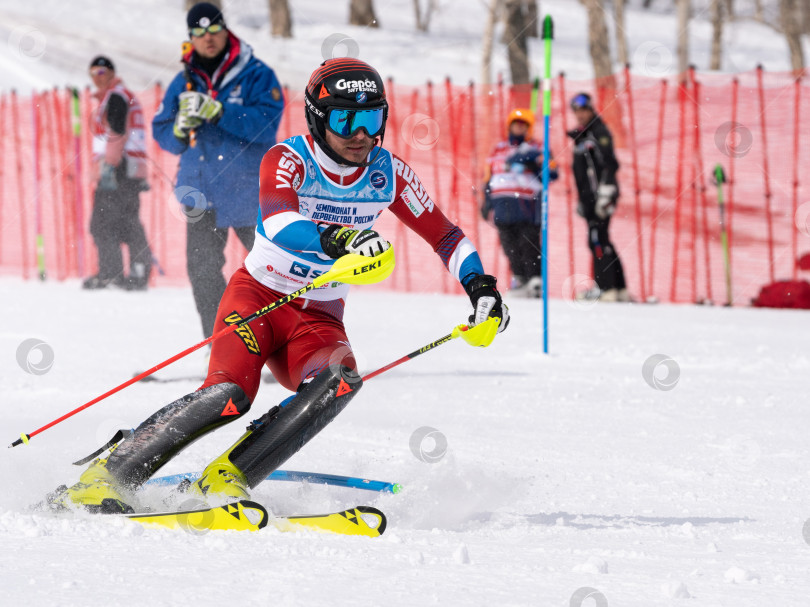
<box><xmin>127</xmin><ymin>500</ymin><xmax>386</xmax><ymax>537</ymax></box>
<box><xmin>273</xmin><ymin>505</ymin><xmax>386</xmax><ymax>537</ymax></box>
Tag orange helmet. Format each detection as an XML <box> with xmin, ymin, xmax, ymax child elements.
<box><xmin>506</xmin><ymin>108</ymin><xmax>535</xmax><ymax>136</ymax></box>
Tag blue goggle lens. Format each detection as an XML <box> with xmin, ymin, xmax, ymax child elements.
<box><xmin>327</xmin><ymin>107</ymin><xmax>385</xmax><ymax>138</ymax></box>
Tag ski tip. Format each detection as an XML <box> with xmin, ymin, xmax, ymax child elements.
<box><xmin>356</xmin><ymin>506</ymin><xmax>387</xmax><ymax>536</ymax></box>
<box><xmin>391</xmin><ymin>483</ymin><xmax>403</xmax><ymax>494</ymax></box>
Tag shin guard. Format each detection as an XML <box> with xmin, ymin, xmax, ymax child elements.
<box><xmin>224</xmin><ymin>365</ymin><xmax>362</xmax><ymax>488</ymax></box>
<box><xmin>105</xmin><ymin>383</ymin><xmax>251</xmax><ymax>488</ymax></box>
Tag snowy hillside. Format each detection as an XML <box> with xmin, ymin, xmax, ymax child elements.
<box><xmin>1</xmin><ymin>0</ymin><xmax>806</xmax><ymax>95</ymax></box>
<box><xmin>2</xmin><ymin>279</ymin><xmax>810</xmax><ymax>606</ymax></box>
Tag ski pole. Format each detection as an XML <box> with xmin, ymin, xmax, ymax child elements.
<box><xmin>8</xmin><ymin>248</ymin><xmax>396</xmax><ymax>449</ymax></box>
<box><xmin>530</xmin><ymin>76</ymin><xmax>540</xmax><ymax>116</ymax></box>
<box><xmin>541</xmin><ymin>14</ymin><xmax>554</xmax><ymax>354</ymax></box>
<box><xmin>145</xmin><ymin>469</ymin><xmax>402</xmax><ymax>494</ymax></box>
<box><xmin>713</xmin><ymin>163</ymin><xmax>732</xmax><ymax>306</ymax></box>
<box><xmin>361</xmin><ymin>317</ymin><xmax>499</xmax><ymax>382</ymax></box>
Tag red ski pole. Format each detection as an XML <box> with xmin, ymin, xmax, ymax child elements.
<box><xmin>9</xmin><ymin>250</ymin><xmax>395</xmax><ymax>449</ymax></box>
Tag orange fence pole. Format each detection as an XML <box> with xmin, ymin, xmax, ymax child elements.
<box><xmin>12</xmin><ymin>91</ymin><xmax>30</xmax><ymax>279</ymax></box>
<box><xmin>622</xmin><ymin>65</ymin><xmax>646</xmax><ymax>302</ymax></box>
<box><xmin>691</xmin><ymin>76</ymin><xmax>713</xmax><ymax>303</ymax></box>
<box><xmin>556</xmin><ymin>72</ymin><xmax>576</xmax><ymax>282</ymax></box>
<box><xmin>756</xmin><ymin>65</ymin><xmax>775</xmax><ymax>283</ymax></box>
<box><xmin>790</xmin><ymin>75</ymin><xmax>801</xmax><ymax>279</ymax></box>
<box><xmin>468</xmin><ymin>81</ymin><xmax>481</xmax><ymax>248</ymax></box>
<box><xmin>647</xmin><ymin>78</ymin><xmax>667</xmax><ymax>299</ymax></box>
<box><xmin>670</xmin><ymin>82</ymin><xmax>687</xmax><ymax>302</ymax></box>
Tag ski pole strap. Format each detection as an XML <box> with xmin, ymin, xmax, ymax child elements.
<box><xmin>72</xmin><ymin>429</ymin><xmax>134</xmax><ymax>465</ymax></box>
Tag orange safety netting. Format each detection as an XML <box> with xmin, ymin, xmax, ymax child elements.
<box><xmin>0</xmin><ymin>68</ymin><xmax>807</xmax><ymax>305</ymax></box>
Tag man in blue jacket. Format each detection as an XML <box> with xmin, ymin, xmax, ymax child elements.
<box><xmin>153</xmin><ymin>2</ymin><xmax>285</xmax><ymax>338</ymax></box>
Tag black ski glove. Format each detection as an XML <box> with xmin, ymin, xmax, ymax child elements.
<box><xmin>319</xmin><ymin>224</ymin><xmax>390</xmax><ymax>258</ymax></box>
<box><xmin>464</xmin><ymin>274</ymin><xmax>510</xmax><ymax>332</ymax></box>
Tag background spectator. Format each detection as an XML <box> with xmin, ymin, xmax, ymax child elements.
<box><xmin>83</xmin><ymin>56</ymin><xmax>152</xmax><ymax>291</ymax></box>
<box><xmin>567</xmin><ymin>93</ymin><xmax>629</xmax><ymax>302</ymax></box>
<box><xmin>481</xmin><ymin>108</ymin><xmax>557</xmax><ymax>298</ymax></box>
<box><xmin>152</xmin><ymin>2</ymin><xmax>285</xmax><ymax>337</ymax></box>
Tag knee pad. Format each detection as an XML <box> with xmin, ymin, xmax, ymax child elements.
<box><xmin>228</xmin><ymin>365</ymin><xmax>362</xmax><ymax>488</ymax></box>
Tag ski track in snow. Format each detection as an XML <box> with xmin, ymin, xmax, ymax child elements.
<box><xmin>2</xmin><ymin>278</ymin><xmax>809</xmax><ymax>606</ymax></box>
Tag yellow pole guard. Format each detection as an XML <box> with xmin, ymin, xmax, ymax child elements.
<box><xmin>451</xmin><ymin>317</ymin><xmax>501</xmax><ymax>348</ymax></box>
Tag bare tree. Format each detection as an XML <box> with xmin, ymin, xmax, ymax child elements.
<box><xmin>754</xmin><ymin>0</ymin><xmax>764</xmax><ymax>20</ymax></box>
<box><xmin>734</xmin><ymin>0</ymin><xmax>806</xmax><ymax>72</ymax></box>
<box><xmin>580</xmin><ymin>0</ymin><xmax>624</xmax><ymax>145</ymax></box>
<box><xmin>710</xmin><ymin>0</ymin><xmax>724</xmax><ymax>70</ymax></box>
<box><xmin>614</xmin><ymin>0</ymin><xmax>629</xmax><ymax>66</ymax></box>
<box><xmin>803</xmin><ymin>0</ymin><xmax>810</xmax><ymax>34</ymax></box>
<box><xmin>269</xmin><ymin>0</ymin><xmax>292</xmax><ymax>38</ymax></box>
<box><xmin>676</xmin><ymin>0</ymin><xmax>690</xmax><ymax>78</ymax></box>
<box><xmin>503</xmin><ymin>0</ymin><xmax>530</xmax><ymax>84</ymax></box>
<box><xmin>780</xmin><ymin>0</ymin><xmax>805</xmax><ymax>72</ymax></box>
<box><xmin>349</xmin><ymin>0</ymin><xmax>380</xmax><ymax>28</ymax></box>
<box><xmin>186</xmin><ymin>0</ymin><xmax>221</xmax><ymax>10</ymax></box>
<box><xmin>525</xmin><ymin>0</ymin><xmax>539</xmax><ymax>38</ymax></box>
<box><xmin>413</xmin><ymin>0</ymin><xmax>436</xmax><ymax>32</ymax></box>
<box><xmin>481</xmin><ymin>0</ymin><xmax>500</xmax><ymax>86</ymax></box>
<box><xmin>580</xmin><ymin>0</ymin><xmax>613</xmax><ymax>80</ymax></box>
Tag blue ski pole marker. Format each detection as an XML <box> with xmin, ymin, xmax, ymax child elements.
<box><xmin>541</xmin><ymin>15</ymin><xmax>554</xmax><ymax>354</ymax></box>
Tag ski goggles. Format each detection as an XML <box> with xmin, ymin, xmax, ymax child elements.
<box><xmin>326</xmin><ymin>107</ymin><xmax>385</xmax><ymax>138</ymax></box>
<box><xmin>190</xmin><ymin>23</ymin><xmax>225</xmax><ymax>37</ymax></box>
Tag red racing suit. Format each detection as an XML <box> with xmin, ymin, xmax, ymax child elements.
<box><xmin>201</xmin><ymin>135</ymin><xmax>486</xmax><ymax>401</ymax></box>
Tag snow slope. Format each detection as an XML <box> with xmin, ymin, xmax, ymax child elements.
<box><xmin>2</xmin><ymin>2</ymin><xmax>810</xmax><ymax>605</ymax></box>
<box><xmin>2</xmin><ymin>279</ymin><xmax>809</xmax><ymax>606</ymax></box>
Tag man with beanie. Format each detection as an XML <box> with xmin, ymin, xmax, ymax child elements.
<box><xmin>152</xmin><ymin>2</ymin><xmax>285</xmax><ymax>338</ymax></box>
<box><xmin>84</xmin><ymin>56</ymin><xmax>153</xmax><ymax>291</ymax></box>
<box><xmin>567</xmin><ymin>93</ymin><xmax>629</xmax><ymax>302</ymax></box>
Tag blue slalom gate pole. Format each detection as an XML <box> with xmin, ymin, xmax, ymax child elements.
<box><xmin>541</xmin><ymin>15</ymin><xmax>554</xmax><ymax>354</ymax></box>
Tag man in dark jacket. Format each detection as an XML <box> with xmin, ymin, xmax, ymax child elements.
<box><xmin>152</xmin><ymin>2</ymin><xmax>285</xmax><ymax>337</ymax></box>
<box><xmin>567</xmin><ymin>93</ymin><xmax>629</xmax><ymax>302</ymax></box>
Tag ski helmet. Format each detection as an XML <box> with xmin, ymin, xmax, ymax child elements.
<box><xmin>304</xmin><ymin>58</ymin><xmax>388</xmax><ymax>167</ymax></box>
<box><xmin>506</xmin><ymin>108</ymin><xmax>534</xmax><ymax>137</ymax></box>
<box><xmin>570</xmin><ymin>92</ymin><xmax>594</xmax><ymax>111</ymax></box>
